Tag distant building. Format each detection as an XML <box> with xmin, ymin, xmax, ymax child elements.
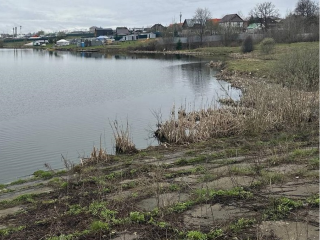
<box><xmin>95</xmin><ymin>28</ymin><xmax>113</xmax><ymax>37</ymax></box>
<box><xmin>219</xmin><ymin>14</ymin><xmax>244</xmax><ymax>28</ymax></box>
<box><xmin>116</xmin><ymin>27</ymin><xmax>130</xmax><ymax>36</ymax></box>
<box><xmin>89</xmin><ymin>26</ymin><xmax>98</xmax><ymax>33</ymax></box>
<box><xmin>151</xmin><ymin>24</ymin><xmax>166</xmax><ymax>32</ymax></box>
<box><xmin>138</xmin><ymin>32</ymin><xmax>156</xmax><ymax>39</ymax></box>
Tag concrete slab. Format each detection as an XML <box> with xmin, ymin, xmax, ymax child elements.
<box><xmin>112</xmin><ymin>233</ymin><xmax>139</xmax><ymax>240</ymax></box>
<box><xmin>137</xmin><ymin>193</ymin><xmax>189</xmax><ymax>211</ymax></box>
<box><xmin>267</xmin><ymin>164</ymin><xmax>307</xmax><ymax>174</ymax></box>
<box><xmin>259</xmin><ymin>221</ymin><xmax>319</xmax><ymax>240</ymax></box>
<box><xmin>184</xmin><ymin>203</ymin><xmax>254</xmax><ymax>227</ymax></box>
<box><xmin>194</xmin><ymin>176</ymin><xmax>255</xmax><ymax>190</ymax></box>
<box><xmin>0</xmin><ymin>206</ymin><xmax>23</xmax><ymax>218</ymax></box>
<box><xmin>174</xmin><ymin>175</ymin><xmax>199</xmax><ymax>183</ymax></box>
<box><xmin>264</xmin><ymin>181</ymin><xmax>319</xmax><ymax>198</ymax></box>
<box><xmin>0</xmin><ymin>187</ymin><xmax>53</xmax><ymax>202</ymax></box>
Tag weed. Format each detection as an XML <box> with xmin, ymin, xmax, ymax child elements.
<box><xmin>14</xmin><ymin>193</ymin><xmax>35</xmax><ymax>203</ymax></box>
<box><xmin>66</xmin><ymin>204</ymin><xmax>85</xmax><ymax>215</ymax></box>
<box><xmin>208</xmin><ymin>229</ymin><xmax>224</xmax><ymax>239</ymax></box>
<box><xmin>196</xmin><ymin>187</ymin><xmax>253</xmax><ymax>202</ymax></box>
<box><xmin>129</xmin><ymin>211</ymin><xmax>145</xmax><ymax>223</ymax></box>
<box><xmin>308</xmin><ymin>156</ymin><xmax>319</xmax><ymax>169</ymax></box>
<box><xmin>169</xmin><ymin>200</ymin><xmax>194</xmax><ymax>213</ymax></box>
<box><xmin>0</xmin><ymin>226</ymin><xmax>25</xmax><ymax>236</ymax></box>
<box><xmin>263</xmin><ymin>197</ymin><xmax>303</xmax><ymax>220</ymax></box>
<box><xmin>90</xmin><ymin>220</ymin><xmax>110</xmax><ymax>232</ymax></box>
<box><xmin>89</xmin><ymin>201</ymin><xmax>117</xmax><ymax>220</ymax></box>
<box><xmin>169</xmin><ymin>184</ymin><xmax>180</xmax><ymax>191</ymax></box>
<box><xmin>186</xmin><ymin>230</ymin><xmax>207</xmax><ymax>240</ymax></box>
<box><xmin>261</xmin><ymin>171</ymin><xmax>285</xmax><ymax>185</ymax></box>
<box><xmin>229</xmin><ymin>218</ymin><xmax>255</xmax><ymax>232</ymax></box>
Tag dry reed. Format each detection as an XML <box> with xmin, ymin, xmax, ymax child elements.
<box><xmin>155</xmin><ymin>81</ymin><xmax>319</xmax><ymax>144</ymax></box>
<box><xmin>111</xmin><ymin>120</ymin><xmax>138</xmax><ymax>154</ymax></box>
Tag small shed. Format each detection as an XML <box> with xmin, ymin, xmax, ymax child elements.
<box><xmin>56</xmin><ymin>39</ymin><xmax>70</xmax><ymax>46</ymax></box>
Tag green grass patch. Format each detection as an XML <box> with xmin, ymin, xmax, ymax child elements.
<box><xmin>196</xmin><ymin>187</ymin><xmax>253</xmax><ymax>202</ymax></box>
<box><xmin>263</xmin><ymin>197</ymin><xmax>303</xmax><ymax>220</ymax></box>
<box><xmin>168</xmin><ymin>200</ymin><xmax>194</xmax><ymax>213</ymax></box>
<box><xmin>229</xmin><ymin>218</ymin><xmax>255</xmax><ymax>232</ymax></box>
<box><xmin>33</xmin><ymin>170</ymin><xmax>54</xmax><ymax>179</ymax></box>
<box><xmin>0</xmin><ymin>226</ymin><xmax>26</xmax><ymax>237</ymax></box>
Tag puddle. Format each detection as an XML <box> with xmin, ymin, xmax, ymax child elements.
<box><xmin>184</xmin><ymin>203</ymin><xmax>254</xmax><ymax>227</ymax></box>
<box><xmin>259</xmin><ymin>221</ymin><xmax>319</xmax><ymax>240</ymax></box>
<box><xmin>137</xmin><ymin>193</ymin><xmax>189</xmax><ymax>211</ymax></box>
<box><xmin>194</xmin><ymin>176</ymin><xmax>255</xmax><ymax>190</ymax></box>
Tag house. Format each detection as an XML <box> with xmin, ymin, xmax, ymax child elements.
<box><xmin>138</xmin><ymin>32</ymin><xmax>156</xmax><ymax>39</ymax></box>
<box><xmin>89</xmin><ymin>26</ymin><xmax>98</xmax><ymax>33</ymax></box>
<box><xmin>182</xmin><ymin>19</ymin><xmax>201</xmax><ymax>29</ymax></box>
<box><xmin>116</xmin><ymin>27</ymin><xmax>130</xmax><ymax>36</ymax></box>
<box><xmin>151</xmin><ymin>24</ymin><xmax>166</xmax><ymax>33</ymax></box>
<box><xmin>121</xmin><ymin>34</ymin><xmax>138</xmax><ymax>41</ymax></box>
<box><xmin>94</xmin><ymin>28</ymin><xmax>113</xmax><ymax>37</ymax></box>
<box><xmin>219</xmin><ymin>14</ymin><xmax>244</xmax><ymax>29</ymax></box>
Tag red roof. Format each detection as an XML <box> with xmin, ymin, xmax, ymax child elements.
<box><xmin>209</xmin><ymin>18</ymin><xmax>221</xmax><ymax>24</ymax></box>
<box><xmin>168</xmin><ymin>23</ymin><xmax>183</xmax><ymax>27</ymax></box>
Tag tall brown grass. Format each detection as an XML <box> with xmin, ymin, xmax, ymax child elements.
<box><xmin>155</xmin><ymin>81</ymin><xmax>319</xmax><ymax>143</ymax></box>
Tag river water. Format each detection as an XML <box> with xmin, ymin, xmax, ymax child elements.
<box><xmin>0</xmin><ymin>49</ymin><xmax>241</xmax><ymax>183</ymax></box>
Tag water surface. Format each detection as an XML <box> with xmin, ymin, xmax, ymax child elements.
<box><xmin>0</xmin><ymin>49</ymin><xmax>241</xmax><ymax>183</ymax></box>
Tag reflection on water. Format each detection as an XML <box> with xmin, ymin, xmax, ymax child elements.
<box><xmin>0</xmin><ymin>49</ymin><xmax>241</xmax><ymax>183</ymax></box>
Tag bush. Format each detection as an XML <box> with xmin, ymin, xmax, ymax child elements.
<box><xmin>241</xmin><ymin>36</ymin><xmax>253</xmax><ymax>53</ymax></box>
<box><xmin>273</xmin><ymin>48</ymin><xmax>319</xmax><ymax>91</ymax></box>
<box><xmin>260</xmin><ymin>38</ymin><xmax>275</xmax><ymax>54</ymax></box>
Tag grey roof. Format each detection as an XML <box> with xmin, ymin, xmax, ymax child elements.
<box><xmin>220</xmin><ymin>14</ymin><xmax>244</xmax><ymax>23</ymax></box>
<box><xmin>184</xmin><ymin>19</ymin><xmax>196</xmax><ymax>27</ymax></box>
<box><xmin>116</xmin><ymin>27</ymin><xmax>130</xmax><ymax>35</ymax></box>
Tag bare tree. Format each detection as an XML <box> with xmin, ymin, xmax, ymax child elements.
<box><xmin>193</xmin><ymin>8</ymin><xmax>211</xmax><ymax>45</ymax></box>
<box><xmin>250</xmin><ymin>2</ymin><xmax>279</xmax><ymax>31</ymax></box>
<box><xmin>295</xmin><ymin>0</ymin><xmax>319</xmax><ymax>18</ymax></box>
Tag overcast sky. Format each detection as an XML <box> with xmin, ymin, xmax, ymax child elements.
<box><xmin>1</xmin><ymin>0</ymin><xmax>296</xmax><ymax>34</ymax></box>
